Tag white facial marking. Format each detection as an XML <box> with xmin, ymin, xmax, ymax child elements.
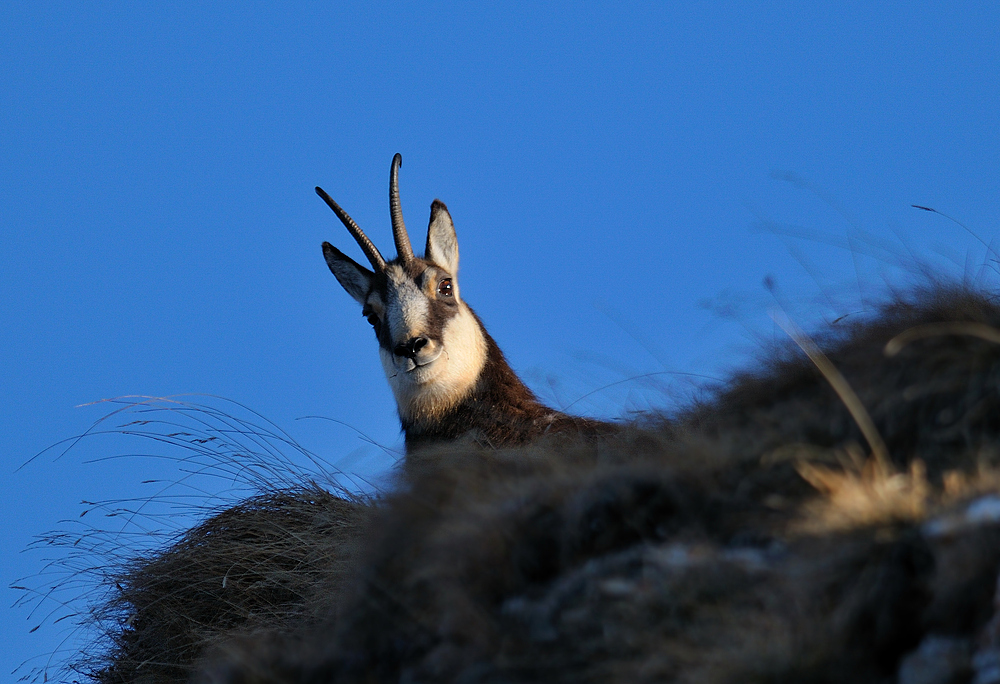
<box><xmin>384</xmin><ymin>264</ymin><xmax>429</xmax><ymax>344</ymax></box>
<box><xmin>382</xmin><ymin>303</ymin><xmax>487</xmax><ymax>426</ymax></box>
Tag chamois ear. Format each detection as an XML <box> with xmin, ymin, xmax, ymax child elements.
<box><xmin>425</xmin><ymin>200</ymin><xmax>459</xmax><ymax>275</ymax></box>
<box><xmin>323</xmin><ymin>242</ymin><xmax>373</xmax><ymax>306</ymax></box>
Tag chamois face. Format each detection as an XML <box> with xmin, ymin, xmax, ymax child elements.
<box><xmin>322</xmin><ymin>198</ymin><xmax>488</xmax><ymax>424</ymax></box>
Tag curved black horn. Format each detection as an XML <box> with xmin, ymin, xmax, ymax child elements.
<box><xmin>389</xmin><ymin>153</ymin><xmax>415</xmax><ymax>261</ymax></box>
<box><xmin>315</xmin><ymin>186</ymin><xmax>386</xmax><ymax>271</ymax></box>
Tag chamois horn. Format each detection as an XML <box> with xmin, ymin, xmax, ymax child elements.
<box><xmin>390</xmin><ymin>153</ymin><xmax>415</xmax><ymax>262</ymax></box>
<box><xmin>315</xmin><ymin>186</ymin><xmax>386</xmax><ymax>272</ymax></box>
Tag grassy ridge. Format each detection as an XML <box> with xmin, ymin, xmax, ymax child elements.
<box><xmin>37</xmin><ymin>284</ymin><xmax>1000</xmax><ymax>683</ymax></box>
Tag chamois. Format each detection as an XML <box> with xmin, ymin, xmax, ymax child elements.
<box><xmin>318</xmin><ymin>154</ymin><xmax>612</xmax><ymax>452</ymax></box>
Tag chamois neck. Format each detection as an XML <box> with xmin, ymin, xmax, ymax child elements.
<box><xmin>398</xmin><ymin>308</ymin><xmax>618</xmax><ymax>454</ymax></box>
<box><xmin>402</xmin><ymin>321</ymin><xmax>557</xmax><ymax>451</ymax></box>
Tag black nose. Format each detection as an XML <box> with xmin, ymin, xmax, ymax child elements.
<box><xmin>394</xmin><ymin>337</ymin><xmax>429</xmax><ymax>359</ymax></box>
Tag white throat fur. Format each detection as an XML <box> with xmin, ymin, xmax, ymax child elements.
<box><xmin>381</xmin><ymin>304</ymin><xmax>487</xmax><ymax>425</ymax></box>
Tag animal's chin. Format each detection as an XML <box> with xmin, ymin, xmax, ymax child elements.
<box><xmin>399</xmin><ymin>353</ymin><xmax>444</xmax><ymax>384</ymax></box>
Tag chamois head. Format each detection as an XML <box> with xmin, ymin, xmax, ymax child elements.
<box><xmin>319</xmin><ymin>154</ymin><xmax>488</xmax><ymax>426</ymax></box>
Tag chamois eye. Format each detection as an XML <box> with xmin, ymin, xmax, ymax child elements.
<box><xmin>438</xmin><ymin>279</ymin><xmax>453</xmax><ymax>297</ymax></box>
<box><xmin>365</xmin><ymin>313</ymin><xmax>379</xmax><ymax>327</ymax></box>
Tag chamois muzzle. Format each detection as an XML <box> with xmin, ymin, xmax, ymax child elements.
<box><xmin>394</xmin><ymin>336</ymin><xmax>429</xmax><ymax>360</ymax></box>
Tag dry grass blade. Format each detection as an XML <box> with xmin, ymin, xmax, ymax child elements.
<box><xmin>885</xmin><ymin>321</ymin><xmax>1000</xmax><ymax>356</ymax></box>
<box><xmin>771</xmin><ymin>310</ymin><xmax>890</xmax><ymax>466</ymax></box>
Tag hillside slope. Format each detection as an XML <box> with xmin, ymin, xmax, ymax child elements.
<box><xmin>80</xmin><ymin>285</ymin><xmax>1000</xmax><ymax>683</ymax></box>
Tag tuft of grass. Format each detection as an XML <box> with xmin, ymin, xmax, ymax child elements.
<box><xmin>88</xmin><ymin>486</ymin><xmax>372</xmax><ymax>684</ymax></box>
<box><xmin>793</xmin><ymin>446</ymin><xmax>930</xmax><ymax>532</ymax></box>
<box><xmin>787</xmin><ymin>313</ymin><xmax>1000</xmax><ymax>534</ymax></box>
<box><xmin>13</xmin><ymin>396</ymin><xmax>384</xmax><ymax>684</ymax></box>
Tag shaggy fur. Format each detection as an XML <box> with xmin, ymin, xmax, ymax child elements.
<box><xmin>74</xmin><ymin>284</ymin><xmax>1000</xmax><ymax>683</ymax></box>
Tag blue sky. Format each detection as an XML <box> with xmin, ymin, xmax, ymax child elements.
<box><xmin>3</xmin><ymin>1</ymin><xmax>999</xmax><ymax>678</ymax></box>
